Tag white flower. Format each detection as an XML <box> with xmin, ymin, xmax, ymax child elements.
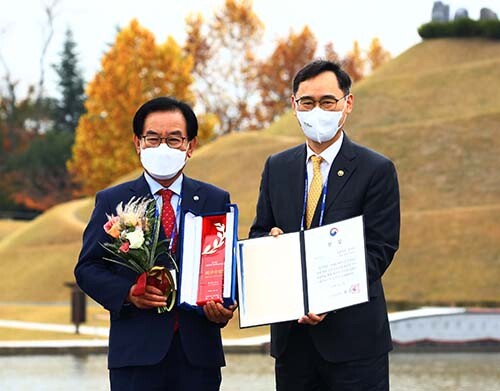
<box><xmin>125</xmin><ymin>229</ymin><xmax>145</xmax><ymax>249</ymax></box>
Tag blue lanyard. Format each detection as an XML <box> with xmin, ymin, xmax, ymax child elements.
<box><xmin>169</xmin><ymin>196</ymin><xmax>182</xmax><ymax>251</ymax></box>
<box><xmin>300</xmin><ymin>171</ymin><xmax>328</xmax><ymax>230</ymax></box>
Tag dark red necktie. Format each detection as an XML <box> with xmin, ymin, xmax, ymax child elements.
<box><xmin>159</xmin><ymin>189</ymin><xmax>177</xmax><ymax>252</ymax></box>
<box><xmin>158</xmin><ymin>188</ymin><xmax>179</xmax><ymax>331</ymax></box>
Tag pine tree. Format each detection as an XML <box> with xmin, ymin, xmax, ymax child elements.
<box><xmin>52</xmin><ymin>28</ymin><xmax>85</xmax><ymax>133</ymax></box>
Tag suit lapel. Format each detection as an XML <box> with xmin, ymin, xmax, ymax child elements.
<box><xmin>322</xmin><ymin>135</ymin><xmax>358</xmax><ymax>220</ymax></box>
<box><xmin>289</xmin><ymin>145</ymin><xmax>307</xmax><ymax>228</ymax></box>
<box><xmin>180</xmin><ymin>176</ymin><xmax>204</xmax><ymax>216</ymax></box>
<box><xmin>129</xmin><ymin>174</ymin><xmax>154</xmax><ymax>199</ymax></box>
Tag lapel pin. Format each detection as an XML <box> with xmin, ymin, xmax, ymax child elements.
<box><xmin>193</xmin><ymin>195</ymin><xmax>200</xmax><ymax>201</ymax></box>
<box><xmin>337</xmin><ymin>170</ymin><xmax>345</xmax><ymax>177</ymax></box>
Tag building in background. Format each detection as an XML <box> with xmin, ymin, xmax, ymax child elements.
<box><xmin>479</xmin><ymin>7</ymin><xmax>498</xmax><ymax>20</ymax></box>
<box><xmin>431</xmin><ymin>2</ymin><xmax>498</xmax><ymax>22</ymax></box>
<box><xmin>454</xmin><ymin>7</ymin><xmax>469</xmax><ymax>20</ymax></box>
<box><xmin>432</xmin><ymin>1</ymin><xmax>450</xmax><ymax>22</ymax></box>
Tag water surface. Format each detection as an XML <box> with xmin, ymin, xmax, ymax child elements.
<box><xmin>0</xmin><ymin>352</ymin><xmax>498</xmax><ymax>390</ymax></box>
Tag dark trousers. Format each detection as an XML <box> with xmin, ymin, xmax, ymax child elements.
<box><xmin>275</xmin><ymin>325</ymin><xmax>389</xmax><ymax>391</ymax></box>
<box><xmin>109</xmin><ymin>333</ymin><xmax>222</xmax><ymax>391</ymax></box>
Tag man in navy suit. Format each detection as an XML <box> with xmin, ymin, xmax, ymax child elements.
<box><xmin>75</xmin><ymin>97</ymin><xmax>236</xmax><ymax>390</ymax></box>
<box><xmin>250</xmin><ymin>60</ymin><xmax>400</xmax><ymax>390</ymax></box>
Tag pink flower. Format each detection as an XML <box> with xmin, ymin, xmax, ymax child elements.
<box><xmin>104</xmin><ymin>215</ymin><xmax>121</xmax><ymax>238</ymax></box>
<box><xmin>119</xmin><ymin>241</ymin><xmax>130</xmax><ymax>253</ymax></box>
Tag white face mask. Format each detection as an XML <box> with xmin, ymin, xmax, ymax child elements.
<box><xmin>140</xmin><ymin>143</ymin><xmax>188</xmax><ymax>180</ymax></box>
<box><xmin>296</xmin><ymin>100</ymin><xmax>347</xmax><ymax>143</ymax></box>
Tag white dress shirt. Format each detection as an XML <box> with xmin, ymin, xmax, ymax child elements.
<box><xmin>144</xmin><ymin>172</ymin><xmax>182</xmax><ymax>229</ymax></box>
<box><xmin>305</xmin><ymin>131</ymin><xmax>344</xmax><ymax>190</ymax></box>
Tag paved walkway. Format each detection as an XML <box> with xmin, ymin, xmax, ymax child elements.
<box><xmin>0</xmin><ymin>319</ymin><xmax>108</xmax><ymax>336</ymax></box>
<box><xmin>0</xmin><ymin>319</ymin><xmax>270</xmax><ymax>354</ymax></box>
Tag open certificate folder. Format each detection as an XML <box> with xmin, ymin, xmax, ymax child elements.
<box><xmin>237</xmin><ymin>215</ymin><xmax>368</xmax><ymax>328</ymax></box>
<box><xmin>179</xmin><ymin>205</ymin><xmax>238</xmax><ymax>309</ymax></box>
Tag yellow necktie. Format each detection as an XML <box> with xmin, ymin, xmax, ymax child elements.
<box><xmin>306</xmin><ymin>155</ymin><xmax>323</xmax><ymax>228</ymax></box>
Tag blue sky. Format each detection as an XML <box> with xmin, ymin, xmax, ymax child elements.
<box><xmin>1</xmin><ymin>0</ymin><xmax>498</xmax><ymax>96</ymax></box>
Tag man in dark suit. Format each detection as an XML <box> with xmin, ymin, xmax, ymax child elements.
<box><xmin>249</xmin><ymin>60</ymin><xmax>400</xmax><ymax>390</ymax></box>
<box><xmin>75</xmin><ymin>97</ymin><xmax>236</xmax><ymax>391</ymax></box>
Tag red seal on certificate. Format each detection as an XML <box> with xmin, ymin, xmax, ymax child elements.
<box><xmin>196</xmin><ymin>214</ymin><xmax>227</xmax><ymax>306</ymax></box>
<box><xmin>349</xmin><ymin>283</ymin><xmax>361</xmax><ymax>294</ymax></box>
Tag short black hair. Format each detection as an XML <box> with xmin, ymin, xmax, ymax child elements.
<box><xmin>132</xmin><ymin>96</ymin><xmax>198</xmax><ymax>140</ymax></box>
<box><xmin>292</xmin><ymin>60</ymin><xmax>352</xmax><ymax>96</ymax></box>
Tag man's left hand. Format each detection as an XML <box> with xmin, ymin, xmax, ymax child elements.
<box><xmin>203</xmin><ymin>301</ymin><xmax>238</xmax><ymax>324</ymax></box>
<box><xmin>298</xmin><ymin>312</ymin><xmax>327</xmax><ymax>326</ymax></box>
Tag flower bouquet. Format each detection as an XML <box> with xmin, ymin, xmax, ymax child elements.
<box><xmin>101</xmin><ymin>197</ymin><xmax>177</xmax><ymax>313</ymax></box>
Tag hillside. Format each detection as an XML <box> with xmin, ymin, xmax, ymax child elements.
<box><xmin>0</xmin><ymin>38</ymin><xmax>499</xmax><ymax>307</ymax></box>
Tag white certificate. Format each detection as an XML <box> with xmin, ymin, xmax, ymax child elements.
<box><xmin>237</xmin><ymin>232</ymin><xmax>305</xmax><ymax>327</ymax></box>
<box><xmin>237</xmin><ymin>215</ymin><xmax>368</xmax><ymax>328</ymax></box>
<box><xmin>303</xmin><ymin>215</ymin><xmax>368</xmax><ymax>315</ymax></box>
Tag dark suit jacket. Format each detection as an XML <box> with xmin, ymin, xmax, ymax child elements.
<box><xmin>249</xmin><ymin>134</ymin><xmax>400</xmax><ymax>363</ymax></box>
<box><xmin>75</xmin><ymin>174</ymin><xmax>230</xmax><ymax>369</ymax></box>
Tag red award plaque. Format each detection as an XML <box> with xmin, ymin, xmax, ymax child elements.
<box><xmin>196</xmin><ymin>214</ymin><xmax>227</xmax><ymax>306</ymax></box>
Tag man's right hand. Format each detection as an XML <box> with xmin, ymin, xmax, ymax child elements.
<box><xmin>127</xmin><ymin>284</ymin><xmax>167</xmax><ymax>309</ymax></box>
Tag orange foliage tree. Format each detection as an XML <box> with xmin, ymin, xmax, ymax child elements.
<box><xmin>366</xmin><ymin>37</ymin><xmax>392</xmax><ymax>72</ymax></box>
<box><xmin>184</xmin><ymin>0</ymin><xmax>264</xmax><ymax>133</ymax></box>
<box><xmin>68</xmin><ymin>19</ymin><xmax>194</xmax><ymax>196</ymax></box>
<box><xmin>257</xmin><ymin>26</ymin><xmax>317</xmax><ymax>126</ymax></box>
<box><xmin>324</xmin><ymin>42</ymin><xmax>341</xmax><ymax>63</ymax></box>
<box><xmin>343</xmin><ymin>40</ymin><xmax>365</xmax><ymax>82</ymax></box>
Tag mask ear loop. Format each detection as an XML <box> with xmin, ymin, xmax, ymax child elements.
<box><xmin>139</xmin><ymin>137</ymin><xmax>149</xmax><ymax>153</ymax></box>
<box><xmin>184</xmin><ymin>141</ymin><xmax>192</xmax><ymax>161</ymax></box>
<box><xmin>337</xmin><ymin>94</ymin><xmax>350</xmax><ymax>131</ymax></box>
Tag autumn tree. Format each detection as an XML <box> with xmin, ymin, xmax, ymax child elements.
<box><xmin>0</xmin><ymin>27</ymin><xmax>85</xmax><ymax>211</ymax></box>
<box><xmin>196</xmin><ymin>113</ymin><xmax>219</xmax><ymax>145</ymax></box>
<box><xmin>343</xmin><ymin>40</ymin><xmax>365</xmax><ymax>82</ymax></box>
<box><xmin>324</xmin><ymin>42</ymin><xmax>341</xmax><ymax>63</ymax></box>
<box><xmin>5</xmin><ymin>130</ymin><xmax>74</xmax><ymax>210</ymax></box>
<box><xmin>0</xmin><ymin>79</ymin><xmax>36</xmax><ymax>155</ymax></box>
<box><xmin>257</xmin><ymin>26</ymin><xmax>317</xmax><ymax>125</ymax></box>
<box><xmin>0</xmin><ymin>79</ymin><xmax>38</xmax><ymax>210</ymax></box>
<box><xmin>366</xmin><ymin>37</ymin><xmax>391</xmax><ymax>72</ymax></box>
<box><xmin>0</xmin><ymin>2</ymin><xmax>63</xmax><ymax>212</ymax></box>
<box><xmin>184</xmin><ymin>0</ymin><xmax>264</xmax><ymax>133</ymax></box>
<box><xmin>68</xmin><ymin>19</ymin><xmax>194</xmax><ymax>196</ymax></box>
<box><xmin>0</xmin><ymin>76</ymin><xmax>68</xmax><ymax>211</ymax></box>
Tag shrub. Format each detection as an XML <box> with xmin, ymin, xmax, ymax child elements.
<box><xmin>481</xmin><ymin>20</ymin><xmax>500</xmax><ymax>38</ymax></box>
<box><xmin>418</xmin><ymin>19</ymin><xmax>500</xmax><ymax>39</ymax></box>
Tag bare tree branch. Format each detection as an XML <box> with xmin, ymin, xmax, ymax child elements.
<box><xmin>34</xmin><ymin>0</ymin><xmax>60</xmax><ymax>132</ymax></box>
<box><xmin>0</xmin><ymin>35</ymin><xmax>20</xmax><ymax>152</ymax></box>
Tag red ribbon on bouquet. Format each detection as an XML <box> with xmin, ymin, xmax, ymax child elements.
<box><xmin>131</xmin><ymin>266</ymin><xmax>176</xmax><ymax>313</ymax></box>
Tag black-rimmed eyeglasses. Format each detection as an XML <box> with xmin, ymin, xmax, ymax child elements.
<box><xmin>141</xmin><ymin>134</ymin><xmax>187</xmax><ymax>149</ymax></box>
<box><xmin>295</xmin><ymin>94</ymin><xmax>348</xmax><ymax>111</ymax></box>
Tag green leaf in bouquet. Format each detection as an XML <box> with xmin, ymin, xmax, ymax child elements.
<box><xmin>102</xmin><ymin>257</ymin><xmax>143</xmax><ymax>274</ymax></box>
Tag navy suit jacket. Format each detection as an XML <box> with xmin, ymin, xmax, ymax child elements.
<box><xmin>75</xmin><ymin>174</ymin><xmax>230</xmax><ymax>369</ymax></box>
<box><xmin>249</xmin><ymin>134</ymin><xmax>400</xmax><ymax>363</ymax></box>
